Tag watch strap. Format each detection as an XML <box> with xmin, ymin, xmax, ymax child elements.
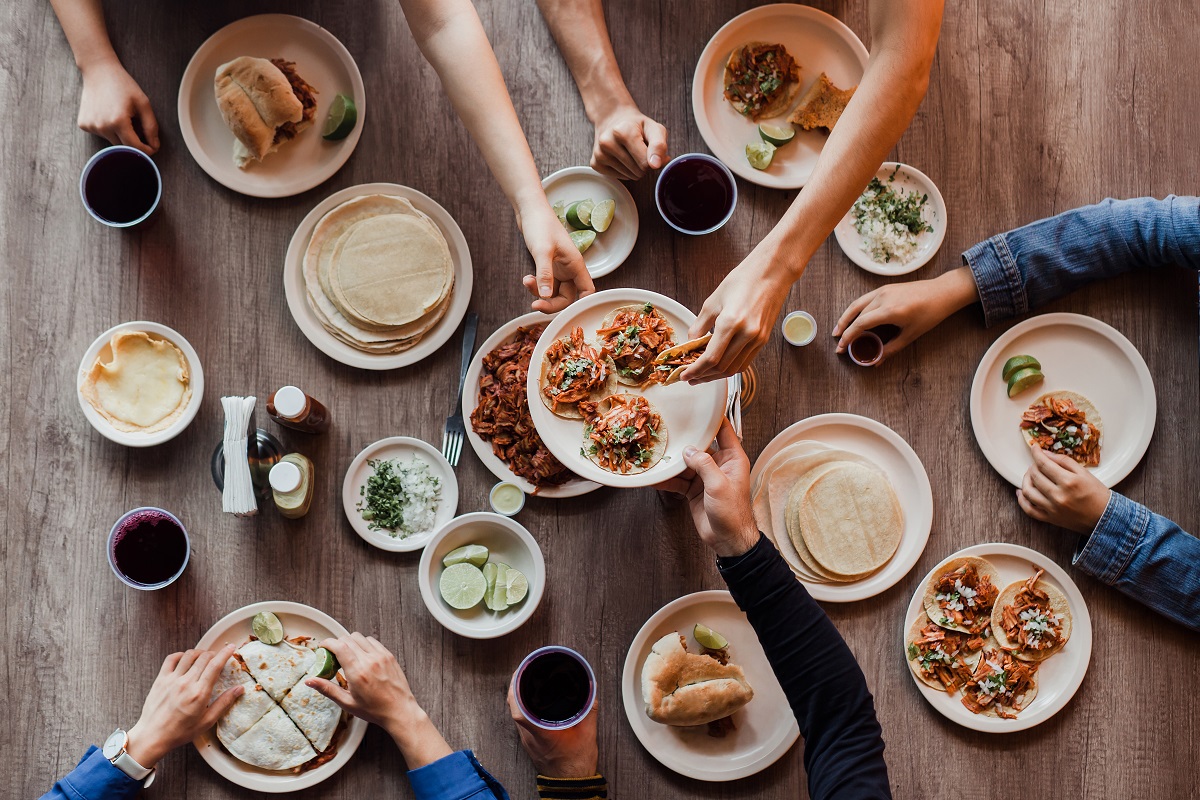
<box><xmin>112</xmin><ymin>749</ymin><xmax>154</xmax><ymax>784</ymax></box>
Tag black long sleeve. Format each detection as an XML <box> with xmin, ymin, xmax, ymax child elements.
<box><xmin>718</xmin><ymin>535</ymin><xmax>891</xmax><ymax>800</ymax></box>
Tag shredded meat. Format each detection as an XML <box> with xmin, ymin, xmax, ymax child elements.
<box><xmin>1020</xmin><ymin>396</ymin><xmax>1101</xmax><ymax>467</ymax></box>
<box><xmin>541</xmin><ymin>327</ymin><xmax>610</xmax><ymax>411</ymax></box>
<box><xmin>595</xmin><ymin>304</ymin><xmax>675</xmax><ymax>384</ymax></box>
<box><xmin>579</xmin><ymin>394</ymin><xmax>663</xmax><ymax>473</ymax></box>
<box><xmin>907</xmin><ymin>622</ymin><xmax>982</xmax><ymax>692</ymax></box>
<box><xmin>723</xmin><ymin>43</ymin><xmax>800</xmax><ymax>118</ymax></box>
<box><xmin>930</xmin><ymin>564</ymin><xmax>999</xmax><ymax>634</ymax></box>
<box><xmin>271</xmin><ymin>58</ymin><xmax>318</xmax><ymax>143</ymax></box>
<box><xmin>999</xmin><ymin>569</ymin><xmax>1065</xmax><ymax>654</ymax></box>
<box><xmin>961</xmin><ymin>650</ymin><xmax>1038</xmax><ymax>718</ymax></box>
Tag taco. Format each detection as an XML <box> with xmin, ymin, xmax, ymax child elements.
<box><xmin>1020</xmin><ymin>391</ymin><xmax>1102</xmax><ymax>467</ymax></box>
<box><xmin>723</xmin><ymin>42</ymin><xmax>802</xmax><ymax>120</ymax></box>
<box><xmin>960</xmin><ymin>649</ymin><xmax>1038</xmax><ymax>719</ymax></box>
<box><xmin>579</xmin><ymin>394</ymin><xmax>668</xmax><ymax>474</ymax></box>
<box><xmin>596</xmin><ymin>303</ymin><xmax>676</xmax><ymax>385</ymax></box>
<box><xmin>991</xmin><ymin>569</ymin><xmax>1072</xmax><ymax>662</ymax></box>
<box><xmin>904</xmin><ymin>616</ymin><xmax>986</xmax><ymax>693</ymax></box>
<box><xmin>653</xmin><ymin>333</ymin><xmax>712</xmax><ymax>386</ymax></box>
<box><xmin>922</xmin><ymin>556</ymin><xmax>1001</xmax><ymax>634</ymax></box>
<box><xmin>539</xmin><ymin>326</ymin><xmax>616</xmax><ymax>419</ymax></box>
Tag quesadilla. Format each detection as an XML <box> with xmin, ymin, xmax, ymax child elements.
<box><xmin>281</xmin><ymin>680</ymin><xmax>343</xmax><ymax>753</ymax></box>
<box><xmin>238</xmin><ymin>639</ymin><xmax>316</xmax><ymax>701</ymax></box>
<box><xmin>641</xmin><ymin>632</ymin><xmax>753</xmax><ymax>727</ymax></box>
<box><xmin>224</xmin><ymin>705</ymin><xmax>317</xmax><ymax>771</ymax></box>
<box><xmin>210</xmin><ymin>656</ymin><xmax>276</xmax><ymax>747</ymax></box>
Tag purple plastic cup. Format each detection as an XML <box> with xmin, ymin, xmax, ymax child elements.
<box><xmin>654</xmin><ymin>153</ymin><xmax>738</xmax><ymax>235</ymax></box>
<box><xmin>107</xmin><ymin>507</ymin><xmax>190</xmax><ymax>590</ymax></box>
<box><xmin>79</xmin><ymin>145</ymin><xmax>161</xmax><ymax>228</ymax></box>
<box><xmin>513</xmin><ymin>646</ymin><xmax>596</xmax><ymax>730</ymax></box>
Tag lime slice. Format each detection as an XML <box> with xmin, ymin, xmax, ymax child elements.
<box><xmin>758</xmin><ymin>123</ymin><xmax>795</xmax><ymax>146</ymax></box>
<box><xmin>746</xmin><ymin>140</ymin><xmax>776</xmax><ymax>170</ymax></box>
<box><xmin>565</xmin><ymin>199</ymin><xmax>594</xmax><ymax>229</ymax></box>
<box><xmin>1002</xmin><ymin>355</ymin><xmax>1042</xmax><ymax>382</ymax></box>
<box><xmin>693</xmin><ymin>623</ymin><xmax>729</xmax><ymax>650</ymax></box>
<box><xmin>321</xmin><ymin>94</ymin><xmax>358</xmax><ymax>141</ymax></box>
<box><xmin>252</xmin><ymin>612</ymin><xmax>285</xmax><ymax>645</ymax></box>
<box><xmin>504</xmin><ymin>568</ymin><xmax>528</xmax><ymax>605</ymax></box>
<box><xmin>483</xmin><ymin>562</ymin><xmax>511</xmax><ymax>612</ymax></box>
<box><xmin>1007</xmin><ymin>367</ymin><xmax>1045</xmax><ymax>398</ymax></box>
<box><xmin>589</xmin><ymin>199</ymin><xmax>616</xmax><ymax>233</ymax></box>
<box><xmin>552</xmin><ymin>200</ymin><xmax>577</xmax><ymax>232</ymax></box>
<box><xmin>443</xmin><ymin>544</ymin><xmax>490</xmax><ymax>568</ymax></box>
<box><xmin>569</xmin><ymin>229</ymin><xmax>597</xmax><ymax>254</ymax></box>
<box><xmin>440</xmin><ymin>563</ymin><xmax>486</xmax><ymax>610</ymax></box>
<box><xmin>308</xmin><ymin>647</ymin><xmax>339</xmax><ymax>679</ymax></box>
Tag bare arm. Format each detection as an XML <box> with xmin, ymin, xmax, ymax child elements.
<box><xmin>536</xmin><ymin>0</ymin><xmax>667</xmax><ymax>179</ymax></box>
<box><xmin>399</xmin><ymin>0</ymin><xmax>594</xmax><ymax>310</ymax></box>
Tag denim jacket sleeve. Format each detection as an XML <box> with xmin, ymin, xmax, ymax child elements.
<box><xmin>1073</xmin><ymin>492</ymin><xmax>1200</xmax><ymax>632</ymax></box>
<box><xmin>39</xmin><ymin>747</ymin><xmax>142</xmax><ymax>800</ymax></box>
<box><xmin>408</xmin><ymin>750</ymin><xmax>508</xmax><ymax>800</ymax></box>
<box><xmin>962</xmin><ymin>196</ymin><xmax>1200</xmax><ymax>326</ymax></box>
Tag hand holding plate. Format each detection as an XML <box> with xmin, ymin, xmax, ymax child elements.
<box><xmin>506</xmin><ymin>678</ymin><xmax>598</xmax><ymax>778</ymax></box>
<box><xmin>1017</xmin><ymin>443</ymin><xmax>1110</xmax><ymax>534</ymax></box>
<box><xmin>78</xmin><ymin>57</ymin><xmax>159</xmax><ymax>154</ymax></box>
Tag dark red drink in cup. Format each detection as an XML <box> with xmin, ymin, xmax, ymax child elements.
<box><xmin>107</xmin><ymin>507</ymin><xmax>190</xmax><ymax>589</ymax></box>
<box><xmin>514</xmin><ymin>646</ymin><xmax>596</xmax><ymax>730</ymax></box>
<box><xmin>655</xmin><ymin>153</ymin><xmax>738</xmax><ymax>235</ymax></box>
<box><xmin>79</xmin><ymin>145</ymin><xmax>162</xmax><ymax>228</ymax></box>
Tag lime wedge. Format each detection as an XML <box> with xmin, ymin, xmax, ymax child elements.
<box><xmin>322</xmin><ymin>94</ymin><xmax>357</xmax><ymax>141</ymax></box>
<box><xmin>252</xmin><ymin>612</ymin><xmax>285</xmax><ymax>645</ymax></box>
<box><xmin>589</xmin><ymin>199</ymin><xmax>615</xmax><ymax>233</ymax></box>
<box><xmin>308</xmin><ymin>647</ymin><xmax>339</xmax><ymax>679</ymax></box>
<box><xmin>504</xmin><ymin>568</ymin><xmax>528</xmax><ymax>605</ymax></box>
<box><xmin>483</xmin><ymin>561</ymin><xmax>511</xmax><ymax>612</ymax></box>
<box><xmin>569</xmin><ymin>229</ymin><xmax>597</xmax><ymax>254</ymax></box>
<box><xmin>693</xmin><ymin>623</ymin><xmax>729</xmax><ymax>650</ymax></box>
<box><xmin>746</xmin><ymin>141</ymin><xmax>776</xmax><ymax>170</ymax></box>
<box><xmin>443</xmin><ymin>544</ymin><xmax>490</xmax><ymax>568</ymax></box>
<box><xmin>565</xmin><ymin>200</ymin><xmax>594</xmax><ymax>229</ymax></box>
<box><xmin>1002</xmin><ymin>355</ymin><xmax>1042</xmax><ymax>382</ymax></box>
<box><xmin>758</xmin><ymin>123</ymin><xmax>795</xmax><ymax>146</ymax></box>
<box><xmin>1007</xmin><ymin>367</ymin><xmax>1045</xmax><ymax>398</ymax></box>
<box><xmin>440</xmin><ymin>563</ymin><xmax>486</xmax><ymax>610</ymax></box>
<box><xmin>552</xmin><ymin>200</ymin><xmax>575</xmax><ymax>232</ymax></box>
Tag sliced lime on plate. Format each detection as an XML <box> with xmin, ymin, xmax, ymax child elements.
<box><xmin>252</xmin><ymin>611</ymin><xmax>285</xmax><ymax>645</ymax></box>
<box><xmin>566</xmin><ymin>200</ymin><xmax>594</xmax><ymax>229</ymax></box>
<box><xmin>570</xmin><ymin>229</ymin><xmax>597</xmax><ymax>254</ymax></box>
<box><xmin>758</xmin><ymin>123</ymin><xmax>795</xmax><ymax>146</ymax></box>
<box><xmin>440</xmin><ymin>563</ymin><xmax>486</xmax><ymax>610</ymax></box>
<box><xmin>551</xmin><ymin>200</ymin><xmax>575</xmax><ymax>231</ymax></box>
<box><xmin>443</xmin><ymin>544</ymin><xmax>490</xmax><ymax>568</ymax></box>
<box><xmin>746</xmin><ymin>141</ymin><xmax>777</xmax><ymax>170</ymax></box>
<box><xmin>1002</xmin><ymin>355</ymin><xmax>1041</xmax><ymax>382</ymax></box>
<box><xmin>589</xmin><ymin>199</ymin><xmax>616</xmax><ymax>233</ymax></box>
<box><xmin>1007</xmin><ymin>367</ymin><xmax>1045</xmax><ymax>398</ymax></box>
<box><xmin>483</xmin><ymin>562</ymin><xmax>511</xmax><ymax>612</ymax></box>
<box><xmin>322</xmin><ymin>94</ymin><xmax>358</xmax><ymax>141</ymax></box>
<box><xmin>504</xmin><ymin>568</ymin><xmax>528</xmax><ymax>605</ymax></box>
<box><xmin>693</xmin><ymin>623</ymin><xmax>729</xmax><ymax>650</ymax></box>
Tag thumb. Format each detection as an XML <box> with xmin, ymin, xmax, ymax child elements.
<box><xmin>536</xmin><ymin>253</ymin><xmax>554</xmax><ymax>299</ymax></box>
<box><xmin>202</xmin><ymin>685</ymin><xmax>244</xmax><ymax>727</ymax></box>
<box><xmin>645</xmin><ymin>121</ymin><xmax>668</xmax><ymax>169</ymax></box>
<box><xmin>305</xmin><ymin>678</ymin><xmax>356</xmax><ymax>711</ymax></box>
<box><xmin>683</xmin><ymin>446</ymin><xmax>724</xmax><ymax>486</ymax></box>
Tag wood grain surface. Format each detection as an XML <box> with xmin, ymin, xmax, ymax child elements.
<box><xmin>3</xmin><ymin>1</ymin><xmax>1198</xmax><ymax>798</ymax></box>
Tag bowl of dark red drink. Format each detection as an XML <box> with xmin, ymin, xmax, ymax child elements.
<box><xmin>107</xmin><ymin>507</ymin><xmax>190</xmax><ymax>590</ymax></box>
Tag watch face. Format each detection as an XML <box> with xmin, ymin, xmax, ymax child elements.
<box><xmin>102</xmin><ymin>729</ymin><xmax>127</xmax><ymax>760</ymax></box>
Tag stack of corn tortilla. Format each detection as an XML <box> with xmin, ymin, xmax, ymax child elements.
<box><xmin>751</xmin><ymin>441</ymin><xmax>903</xmax><ymax>584</ymax></box>
<box><xmin>303</xmin><ymin>195</ymin><xmax>454</xmax><ymax>353</ymax></box>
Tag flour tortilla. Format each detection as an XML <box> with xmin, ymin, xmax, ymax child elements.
<box><xmin>225</xmin><ymin>705</ymin><xmax>317</xmax><ymax>771</ymax></box>
<box><xmin>990</xmin><ymin>577</ymin><xmax>1073</xmax><ymax>662</ymax></box>
<box><xmin>216</xmin><ymin>683</ymin><xmax>277</xmax><ymax>748</ymax></box>
<box><xmin>904</xmin><ymin>616</ymin><xmax>984</xmax><ymax>692</ymax></box>
<box><xmin>793</xmin><ymin>461</ymin><xmax>903</xmax><ymax>577</ymax></box>
<box><xmin>281</xmin><ymin>680</ymin><xmax>342</xmax><ymax>752</ymax></box>
<box><xmin>81</xmin><ymin>331</ymin><xmax>191</xmax><ymax>432</ymax></box>
<box><xmin>922</xmin><ymin>556</ymin><xmax>1002</xmax><ymax>633</ymax></box>
<box><xmin>238</xmin><ymin>640</ymin><xmax>316</xmax><ymax>702</ymax></box>
<box><xmin>750</xmin><ymin>440</ymin><xmax>830</xmax><ymax>498</ymax></box>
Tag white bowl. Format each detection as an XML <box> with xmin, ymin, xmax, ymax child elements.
<box><xmin>418</xmin><ymin>513</ymin><xmax>545</xmax><ymax>639</ymax></box>
<box><xmin>76</xmin><ymin>321</ymin><xmax>204</xmax><ymax>447</ymax></box>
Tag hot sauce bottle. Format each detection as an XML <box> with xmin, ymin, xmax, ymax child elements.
<box><xmin>267</xmin><ymin>385</ymin><xmax>330</xmax><ymax>433</ymax></box>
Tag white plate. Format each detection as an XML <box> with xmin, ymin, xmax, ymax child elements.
<box><xmin>691</xmin><ymin>5</ymin><xmax>868</xmax><ymax>190</ymax></box>
<box><xmin>192</xmin><ymin>601</ymin><xmax>368</xmax><ymax>792</ymax></box>
<box><xmin>463</xmin><ymin>311</ymin><xmax>601</xmax><ymax>498</ymax></box>
<box><xmin>417</xmin><ymin>512</ymin><xmax>546</xmax><ymax>639</ymax></box>
<box><xmin>76</xmin><ymin>321</ymin><xmax>204</xmax><ymax>447</ymax></box>
<box><xmin>526</xmin><ymin>289</ymin><xmax>727</xmax><ymax>488</ymax></box>
<box><xmin>341</xmin><ymin>437</ymin><xmax>459</xmax><ymax>552</ymax></box>
<box><xmin>283</xmin><ymin>182</ymin><xmax>474</xmax><ymax>370</ymax></box>
<box><xmin>903</xmin><ymin>543</ymin><xmax>1093</xmax><ymax>732</ymax></box>
<box><xmin>177</xmin><ymin>14</ymin><xmax>365</xmax><ymax>198</ymax></box>
<box><xmin>620</xmin><ymin>590</ymin><xmax>800</xmax><ymax>781</ymax></box>
<box><xmin>748</xmin><ymin>413</ymin><xmax>933</xmax><ymax>602</ymax></box>
<box><xmin>969</xmin><ymin>313</ymin><xmax>1156</xmax><ymax>488</ymax></box>
<box><xmin>542</xmin><ymin>166</ymin><xmax>639</xmax><ymax>279</ymax></box>
<box><xmin>833</xmin><ymin>162</ymin><xmax>947</xmax><ymax>276</ymax></box>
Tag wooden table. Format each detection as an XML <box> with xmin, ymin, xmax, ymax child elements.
<box><xmin>6</xmin><ymin>1</ymin><xmax>1198</xmax><ymax>797</ymax></box>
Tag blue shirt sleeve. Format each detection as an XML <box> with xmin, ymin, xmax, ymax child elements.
<box><xmin>408</xmin><ymin>750</ymin><xmax>508</xmax><ymax>800</ymax></box>
<box><xmin>1073</xmin><ymin>491</ymin><xmax>1200</xmax><ymax>632</ymax></box>
<box><xmin>39</xmin><ymin>747</ymin><xmax>142</xmax><ymax>800</ymax></box>
<box><xmin>962</xmin><ymin>196</ymin><xmax>1200</xmax><ymax>325</ymax></box>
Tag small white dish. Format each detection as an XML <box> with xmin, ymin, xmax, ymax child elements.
<box><xmin>834</xmin><ymin>162</ymin><xmax>947</xmax><ymax>276</ymax></box>
<box><xmin>542</xmin><ymin>166</ymin><xmax>639</xmax><ymax>279</ymax></box>
<box><xmin>418</xmin><ymin>512</ymin><xmax>545</xmax><ymax>639</ymax></box>
<box><xmin>76</xmin><ymin>321</ymin><xmax>204</xmax><ymax>447</ymax></box>
<box><xmin>489</xmin><ymin>482</ymin><xmax>526</xmax><ymax>516</ymax></box>
<box><xmin>781</xmin><ymin>310</ymin><xmax>817</xmax><ymax>346</ymax></box>
<box><xmin>341</xmin><ymin>437</ymin><xmax>458</xmax><ymax>552</ymax></box>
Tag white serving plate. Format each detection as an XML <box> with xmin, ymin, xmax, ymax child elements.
<box><xmin>903</xmin><ymin>543</ymin><xmax>1093</xmax><ymax>732</ymax></box>
<box><xmin>691</xmin><ymin>4</ymin><xmax>868</xmax><ymax>189</ymax></box>
<box><xmin>833</xmin><ymin>162</ymin><xmax>948</xmax><ymax>276</ymax></box>
<box><xmin>620</xmin><ymin>590</ymin><xmax>800</xmax><ymax>781</ymax></box>
<box><xmin>748</xmin><ymin>413</ymin><xmax>933</xmax><ymax>602</ymax></box>
<box><xmin>341</xmin><ymin>437</ymin><xmax>459</xmax><ymax>552</ymax></box>
<box><xmin>76</xmin><ymin>321</ymin><xmax>204</xmax><ymax>447</ymax></box>
<box><xmin>282</xmin><ymin>182</ymin><xmax>474</xmax><ymax>370</ymax></box>
<box><xmin>177</xmin><ymin>14</ymin><xmax>365</xmax><ymax>198</ymax></box>
<box><xmin>192</xmin><ymin>601</ymin><xmax>367</xmax><ymax>792</ymax></box>
<box><xmin>969</xmin><ymin>312</ymin><xmax>1156</xmax><ymax>488</ymax></box>
<box><xmin>542</xmin><ymin>166</ymin><xmax>639</xmax><ymax>279</ymax></box>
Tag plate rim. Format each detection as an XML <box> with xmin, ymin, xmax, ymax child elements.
<box><xmin>176</xmin><ymin>13</ymin><xmax>366</xmax><ymax>199</ymax></box>
<box><xmin>282</xmin><ymin>181</ymin><xmax>474</xmax><ymax>370</ymax></box>
<box><xmin>541</xmin><ymin>165</ymin><xmax>639</xmax><ymax>279</ymax></box>
<box><xmin>340</xmin><ymin>436</ymin><xmax>460</xmax><ymax>552</ymax></box>
<box><xmin>901</xmin><ymin>542</ymin><xmax>1094</xmax><ymax>733</ymax></box>
<box><xmin>619</xmin><ymin>589</ymin><xmax>801</xmax><ymax>781</ymax></box>
<box><xmin>747</xmin><ymin>412</ymin><xmax>934</xmax><ymax>602</ymax></box>
<box><xmin>833</xmin><ymin>161</ymin><xmax>948</xmax><ymax>276</ymax></box>
<box><xmin>968</xmin><ymin>312</ymin><xmax>1157</xmax><ymax>488</ymax></box>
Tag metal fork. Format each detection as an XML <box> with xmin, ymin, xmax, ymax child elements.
<box><xmin>442</xmin><ymin>312</ymin><xmax>479</xmax><ymax>467</ymax></box>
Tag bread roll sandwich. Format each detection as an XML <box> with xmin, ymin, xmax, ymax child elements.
<box><xmin>641</xmin><ymin>632</ymin><xmax>753</xmax><ymax>727</ymax></box>
<box><xmin>214</xmin><ymin>56</ymin><xmax>318</xmax><ymax>168</ymax></box>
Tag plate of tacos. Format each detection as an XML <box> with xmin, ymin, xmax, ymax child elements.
<box><xmin>970</xmin><ymin>312</ymin><xmax>1156</xmax><ymax>488</ymax></box>
<box><xmin>902</xmin><ymin>543</ymin><xmax>1092</xmax><ymax>732</ymax></box>
<box><xmin>525</xmin><ymin>289</ymin><xmax>727</xmax><ymax>488</ymax></box>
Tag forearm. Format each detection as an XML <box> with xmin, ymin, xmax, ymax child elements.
<box><xmin>536</xmin><ymin>0</ymin><xmax>637</xmax><ymax>124</ymax></box>
<box><xmin>49</xmin><ymin>0</ymin><xmax>119</xmax><ymax>72</ymax></box>
<box><xmin>385</xmin><ymin>707</ymin><xmax>454</xmax><ymax>769</ymax></box>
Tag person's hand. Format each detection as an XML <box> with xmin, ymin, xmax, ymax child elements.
<box><xmin>78</xmin><ymin>57</ymin><xmax>159</xmax><ymax>154</ymax></box>
<box><xmin>125</xmin><ymin>644</ymin><xmax>244</xmax><ymax>767</ymax></box>
<box><xmin>832</xmin><ymin>267</ymin><xmax>980</xmax><ymax>363</ymax></box>
<box><xmin>519</xmin><ymin>205</ymin><xmax>596</xmax><ymax>313</ymax></box>
<box><xmin>589</xmin><ymin>104</ymin><xmax>667</xmax><ymax>181</ymax></box>
<box><xmin>1017</xmin><ymin>443</ymin><xmax>1111</xmax><ymax>533</ymax></box>
<box><xmin>654</xmin><ymin>420</ymin><xmax>760</xmax><ymax>557</ymax></box>
<box><xmin>507</xmin><ymin>680</ymin><xmax>598</xmax><ymax>778</ymax></box>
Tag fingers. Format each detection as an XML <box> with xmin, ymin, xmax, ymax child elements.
<box><xmin>680</xmin><ymin>321</ymin><xmax>731</xmax><ymax>383</ymax></box>
<box><xmin>175</xmin><ymin>649</ymin><xmax>202</xmax><ymax>675</ymax></box>
<box><xmin>589</xmin><ymin>154</ymin><xmax>633</xmax><ymax>182</ymax></box>
<box><xmin>534</xmin><ymin>256</ymin><xmax>555</xmax><ymax>300</ymax></box>
<box><xmin>160</xmin><ymin>652</ymin><xmax>183</xmax><ymax>676</ymax></box>
<box><xmin>833</xmin><ymin>290</ymin><xmax>877</xmax><ymax>339</ymax></box>
<box><xmin>714</xmin><ymin>419</ymin><xmax>743</xmax><ymax>455</ymax></box>
<box><xmin>596</xmin><ymin>127</ymin><xmax>643</xmax><ymax>179</ymax></box>
<box><xmin>135</xmin><ymin>96</ymin><xmax>160</xmax><ymax>152</ymax></box>
<box><xmin>1020</xmin><ymin>469</ymin><xmax>1054</xmax><ymax>511</ymax></box>
<box><xmin>654</xmin><ymin>476</ymin><xmax>693</xmax><ymax>495</ymax></box>
<box><xmin>113</xmin><ymin>116</ymin><xmax>153</xmax><ymax>155</ymax></box>
<box><xmin>1016</xmin><ymin>489</ymin><xmax>1049</xmax><ymax>521</ymax></box>
<box><xmin>644</xmin><ymin>120</ymin><xmax>668</xmax><ymax>170</ymax></box>
<box><xmin>690</xmin><ymin>303</ymin><xmax>717</xmax><ymax>342</ymax></box>
<box><xmin>1028</xmin><ymin>461</ymin><xmax>1058</xmax><ymax>496</ymax></box>
<box><xmin>185</xmin><ymin>650</ymin><xmax>216</xmax><ymax>679</ymax></box>
<box><xmin>202</xmin><ymin>685</ymin><xmax>245</xmax><ymax>727</ymax></box>
<box><xmin>319</xmin><ymin>637</ymin><xmax>361</xmax><ymax>672</ymax></box>
<box><xmin>836</xmin><ymin>305</ymin><xmax>886</xmax><ymax>354</ymax></box>
<box><xmin>306</xmin><ymin>677</ymin><xmax>357</xmax><ymax>711</ymax></box>
<box><xmin>1037</xmin><ymin>445</ymin><xmax>1087</xmax><ymax>476</ymax></box>
<box><xmin>683</xmin><ymin>445</ymin><xmax>725</xmax><ymax>486</ymax></box>
<box><xmin>200</xmin><ymin>644</ymin><xmax>235</xmax><ymax>686</ymax></box>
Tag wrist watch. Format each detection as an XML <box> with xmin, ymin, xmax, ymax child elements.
<box><xmin>102</xmin><ymin>729</ymin><xmax>156</xmax><ymax>788</ymax></box>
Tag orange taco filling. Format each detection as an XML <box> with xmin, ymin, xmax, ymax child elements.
<box><xmin>542</xmin><ymin>327</ymin><xmax>610</xmax><ymax>412</ymax></box>
<box><xmin>961</xmin><ymin>651</ymin><xmax>1037</xmax><ymax>719</ymax></box>
<box><xmin>907</xmin><ymin>622</ymin><xmax>984</xmax><ymax>692</ymax></box>
<box><xmin>724</xmin><ymin>43</ymin><xmax>800</xmax><ymax>117</ymax></box>
<box><xmin>596</xmin><ymin>303</ymin><xmax>675</xmax><ymax>384</ymax></box>
<box><xmin>579</xmin><ymin>394</ymin><xmax>663</xmax><ymax>473</ymax></box>
<box><xmin>999</xmin><ymin>569</ymin><xmax>1065</xmax><ymax>654</ymax></box>
<box><xmin>1020</xmin><ymin>396</ymin><xmax>1100</xmax><ymax>466</ymax></box>
<box><xmin>932</xmin><ymin>564</ymin><xmax>998</xmax><ymax>634</ymax></box>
